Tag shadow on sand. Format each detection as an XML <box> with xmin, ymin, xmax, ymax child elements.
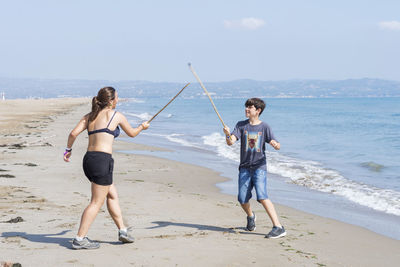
<box><xmin>148</xmin><ymin>221</ymin><xmax>266</xmax><ymax>236</ymax></box>
<box><xmin>1</xmin><ymin>230</ymin><xmax>121</xmax><ymax>249</ymax></box>
<box><xmin>1</xmin><ymin>230</ymin><xmax>73</xmax><ymax>248</ymax></box>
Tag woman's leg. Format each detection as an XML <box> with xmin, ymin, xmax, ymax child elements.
<box><xmin>106</xmin><ymin>184</ymin><xmax>125</xmax><ymax>230</ymax></box>
<box><xmin>77</xmin><ymin>183</ymin><xmax>109</xmax><ymax>237</ymax></box>
<box><xmin>106</xmin><ymin>184</ymin><xmax>135</xmax><ymax>243</ymax></box>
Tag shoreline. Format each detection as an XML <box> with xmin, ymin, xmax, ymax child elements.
<box><xmin>1</xmin><ymin>98</ymin><xmax>399</xmax><ymax>266</ymax></box>
<box><xmin>117</xmin><ymin>135</ymin><xmax>400</xmax><ymax>241</ymax></box>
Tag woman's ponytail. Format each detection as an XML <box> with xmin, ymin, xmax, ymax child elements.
<box><xmin>88</xmin><ymin>87</ymin><xmax>116</xmax><ymax>122</ymax></box>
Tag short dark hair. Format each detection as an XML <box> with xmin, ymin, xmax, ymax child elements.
<box><xmin>245</xmin><ymin>98</ymin><xmax>266</xmax><ymax>115</ymax></box>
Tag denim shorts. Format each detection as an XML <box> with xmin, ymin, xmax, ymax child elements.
<box><xmin>238</xmin><ymin>167</ymin><xmax>268</xmax><ymax>204</ymax></box>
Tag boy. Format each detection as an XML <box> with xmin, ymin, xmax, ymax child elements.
<box><xmin>223</xmin><ymin>98</ymin><xmax>286</xmax><ymax>238</ymax></box>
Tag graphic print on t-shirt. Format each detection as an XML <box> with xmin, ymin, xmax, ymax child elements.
<box><xmin>244</xmin><ymin>131</ymin><xmax>262</xmax><ymax>152</ymax></box>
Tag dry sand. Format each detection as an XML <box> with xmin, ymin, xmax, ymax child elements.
<box><xmin>1</xmin><ymin>98</ymin><xmax>399</xmax><ymax>267</ymax></box>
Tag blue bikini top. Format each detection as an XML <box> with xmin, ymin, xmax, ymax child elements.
<box><xmin>88</xmin><ymin>111</ymin><xmax>120</xmax><ymax>138</ymax></box>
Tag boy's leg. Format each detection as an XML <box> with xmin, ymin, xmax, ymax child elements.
<box><xmin>254</xmin><ymin>168</ymin><xmax>282</xmax><ymax>227</ymax></box>
<box><xmin>240</xmin><ymin>202</ymin><xmax>253</xmax><ymax>217</ymax></box>
<box><xmin>238</xmin><ymin>168</ymin><xmax>256</xmax><ymax>231</ymax></box>
<box><xmin>259</xmin><ymin>199</ymin><xmax>282</xmax><ymax>227</ymax></box>
<box><xmin>254</xmin><ymin>168</ymin><xmax>286</xmax><ymax>238</ymax></box>
<box><xmin>238</xmin><ymin>168</ymin><xmax>253</xmax><ymax>215</ymax></box>
<box><xmin>262</xmin><ymin>200</ymin><xmax>286</xmax><ymax>238</ymax></box>
<box><xmin>241</xmin><ymin>202</ymin><xmax>256</xmax><ymax>231</ymax></box>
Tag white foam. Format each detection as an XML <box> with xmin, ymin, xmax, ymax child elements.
<box><xmin>166</xmin><ymin>133</ymin><xmax>201</xmax><ymax>148</ymax></box>
<box><xmin>126</xmin><ymin>112</ymin><xmax>152</xmax><ymax>121</ymax></box>
<box><xmin>201</xmin><ymin>132</ymin><xmax>400</xmax><ymax>216</ymax></box>
<box><xmin>267</xmin><ymin>153</ymin><xmax>400</xmax><ymax>215</ymax></box>
<box><xmin>126</xmin><ymin>112</ymin><xmax>173</xmax><ymax>121</ymax></box>
<box><xmin>127</xmin><ymin>98</ymin><xmax>145</xmax><ymax>103</ymax></box>
<box><xmin>145</xmin><ymin>132</ymin><xmax>203</xmax><ymax>149</ymax></box>
<box><xmin>202</xmin><ymin>132</ymin><xmax>240</xmax><ymax>162</ymax></box>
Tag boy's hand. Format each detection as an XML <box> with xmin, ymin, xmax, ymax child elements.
<box><xmin>270</xmin><ymin>140</ymin><xmax>280</xmax><ymax>150</ymax></box>
<box><xmin>223</xmin><ymin>126</ymin><xmax>231</xmax><ymax>137</ymax></box>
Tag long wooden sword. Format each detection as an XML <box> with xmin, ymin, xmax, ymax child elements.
<box><xmin>188</xmin><ymin>63</ymin><xmax>226</xmax><ymax>128</ymax></box>
<box><xmin>148</xmin><ymin>82</ymin><xmax>190</xmax><ymax>123</ymax></box>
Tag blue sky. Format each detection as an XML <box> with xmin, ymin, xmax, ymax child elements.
<box><xmin>0</xmin><ymin>0</ymin><xmax>399</xmax><ymax>82</ymax></box>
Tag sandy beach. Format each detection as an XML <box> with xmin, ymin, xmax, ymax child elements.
<box><xmin>1</xmin><ymin>98</ymin><xmax>399</xmax><ymax>267</ymax></box>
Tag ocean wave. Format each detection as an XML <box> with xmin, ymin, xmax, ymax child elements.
<box><xmin>126</xmin><ymin>112</ymin><xmax>152</xmax><ymax>121</ymax></box>
<box><xmin>126</xmin><ymin>112</ymin><xmax>173</xmax><ymax>121</ymax></box>
<box><xmin>201</xmin><ymin>132</ymin><xmax>400</xmax><ymax>216</ymax></box>
<box><xmin>202</xmin><ymin>132</ymin><xmax>240</xmax><ymax>162</ymax></box>
<box><xmin>126</xmin><ymin>98</ymin><xmax>145</xmax><ymax>103</ymax></box>
<box><xmin>268</xmin><ymin>153</ymin><xmax>400</xmax><ymax>215</ymax></box>
<box><xmin>166</xmin><ymin>133</ymin><xmax>202</xmax><ymax>148</ymax></box>
<box><xmin>145</xmin><ymin>133</ymin><xmax>203</xmax><ymax>149</ymax></box>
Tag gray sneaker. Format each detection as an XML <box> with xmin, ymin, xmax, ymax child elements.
<box><xmin>265</xmin><ymin>226</ymin><xmax>286</xmax><ymax>239</ymax></box>
<box><xmin>246</xmin><ymin>212</ymin><xmax>256</xmax><ymax>231</ymax></box>
<box><xmin>119</xmin><ymin>229</ymin><xmax>135</xmax><ymax>243</ymax></box>
<box><xmin>71</xmin><ymin>237</ymin><xmax>100</xmax><ymax>249</ymax></box>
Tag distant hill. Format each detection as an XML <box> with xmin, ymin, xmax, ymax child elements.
<box><xmin>205</xmin><ymin>78</ymin><xmax>400</xmax><ymax>98</ymax></box>
<box><xmin>1</xmin><ymin>77</ymin><xmax>399</xmax><ymax>99</ymax></box>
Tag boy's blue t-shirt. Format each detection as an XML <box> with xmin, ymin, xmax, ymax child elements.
<box><xmin>231</xmin><ymin>119</ymin><xmax>276</xmax><ymax>170</ymax></box>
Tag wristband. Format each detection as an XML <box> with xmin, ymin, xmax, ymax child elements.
<box><xmin>64</xmin><ymin>148</ymin><xmax>72</xmax><ymax>156</ymax></box>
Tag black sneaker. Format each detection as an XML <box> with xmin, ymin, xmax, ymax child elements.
<box><xmin>265</xmin><ymin>226</ymin><xmax>286</xmax><ymax>239</ymax></box>
<box><xmin>71</xmin><ymin>237</ymin><xmax>100</xmax><ymax>249</ymax></box>
<box><xmin>246</xmin><ymin>212</ymin><xmax>256</xmax><ymax>231</ymax></box>
<box><xmin>119</xmin><ymin>229</ymin><xmax>135</xmax><ymax>243</ymax></box>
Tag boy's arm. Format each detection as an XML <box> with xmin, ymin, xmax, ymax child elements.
<box><xmin>265</xmin><ymin>123</ymin><xmax>280</xmax><ymax>150</ymax></box>
<box><xmin>269</xmin><ymin>139</ymin><xmax>280</xmax><ymax>150</ymax></box>
<box><xmin>223</xmin><ymin>126</ymin><xmax>237</xmax><ymax>146</ymax></box>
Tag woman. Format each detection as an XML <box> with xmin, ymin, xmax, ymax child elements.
<box><xmin>63</xmin><ymin>86</ymin><xmax>149</xmax><ymax>249</ymax></box>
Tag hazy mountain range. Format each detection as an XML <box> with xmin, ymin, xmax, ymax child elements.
<box><xmin>1</xmin><ymin>77</ymin><xmax>399</xmax><ymax>99</ymax></box>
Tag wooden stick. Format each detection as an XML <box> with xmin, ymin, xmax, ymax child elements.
<box><xmin>188</xmin><ymin>63</ymin><xmax>226</xmax><ymax>127</ymax></box>
<box><xmin>148</xmin><ymin>82</ymin><xmax>190</xmax><ymax>123</ymax></box>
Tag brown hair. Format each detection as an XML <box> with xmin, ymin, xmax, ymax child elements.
<box><xmin>88</xmin><ymin>87</ymin><xmax>116</xmax><ymax>122</ymax></box>
<box><xmin>245</xmin><ymin>98</ymin><xmax>266</xmax><ymax>115</ymax></box>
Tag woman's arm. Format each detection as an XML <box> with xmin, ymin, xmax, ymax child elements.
<box><xmin>118</xmin><ymin>112</ymin><xmax>149</xmax><ymax>138</ymax></box>
<box><xmin>63</xmin><ymin>115</ymin><xmax>89</xmax><ymax>162</ymax></box>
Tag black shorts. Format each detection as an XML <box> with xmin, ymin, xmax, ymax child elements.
<box><xmin>82</xmin><ymin>151</ymin><xmax>114</xmax><ymax>186</ymax></box>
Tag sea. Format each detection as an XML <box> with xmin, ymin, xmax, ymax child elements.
<box><xmin>116</xmin><ymin>96</ymin><xmax>400</xmax><ymax>240</ymax></box>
